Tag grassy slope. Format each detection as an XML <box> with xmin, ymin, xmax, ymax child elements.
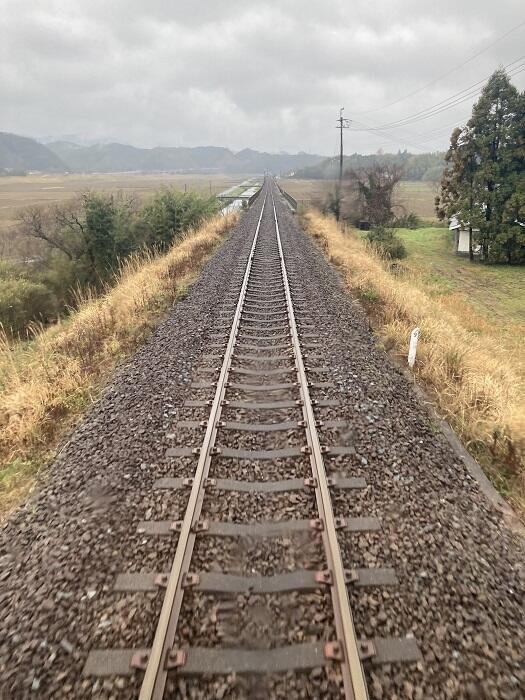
<box><xmin>0</xmin><ymin>212</ymin><xmax>238</xmax><ymax>518</ymax></box>
<box><xmin>303</xmin><ymin>211</ymin><xmax>525</xmax><ymax>514</ymax></box>
<box><xmin>397</xmin><ymin>227</ymin><xmax>525</xmax><ymax>323</ymax></box>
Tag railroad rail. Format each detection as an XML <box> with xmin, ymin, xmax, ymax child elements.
<box><xmin>85</xmin><ymin>177</ymin><xmax>420</xmax><ymax>698</ymax></box>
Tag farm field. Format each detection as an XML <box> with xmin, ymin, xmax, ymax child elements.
<box><xmin>0</xmin><ymin>172</ymin><xmax>248</xmax><ymax>235</ymax></box>
<box><xmin>396</xmin><ymin>181</ymin><xmax>439</xmax><ymax>220</ymax></box>
<box><xmin>282</xmin><ymin>178</ymin><xmax>439</xmax><ymax>220</ymax></box>
<box><xmin>278</xmin><ymin>178</ymin><xmax>334</xmax><ymax>205</ymax></box>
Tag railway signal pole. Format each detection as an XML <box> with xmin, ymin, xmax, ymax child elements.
<box><xmin>335</xmin><ymin>107</ymin><xmax>350</xmax><ymax>221</ymax></box>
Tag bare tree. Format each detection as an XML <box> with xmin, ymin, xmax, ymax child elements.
<box><xmin>346</xmin><ymin>164</ymin><xmax>403</xmax><ymax>225</ymax></box>
<box><xmin>18</xmin><ymin>205</ymin><xmax>76</xmax><ymax>260</ymax></box>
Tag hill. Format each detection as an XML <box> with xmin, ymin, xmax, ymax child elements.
<box><xmin>0</xmin><ymin>132</ymin><xmax>67</xmax><ymax>173</ymax></box>
<box><xmin>46</xmin><ymin>141</ymin><xmax>325</xmax><ymax>174</ymax></box>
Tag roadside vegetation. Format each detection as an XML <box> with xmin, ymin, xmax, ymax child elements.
<box><xmin>396</xmin><ymin>227</ymin><xmax>525</xmax><ymax>323</ymax></box>
<box><xmin>302</xmin><ymin>210</ymin><xmax>524</xmax><ymax>514</ymax></box>
<box><xmin>0</xmin><ymin>211</ymin><xmax>238</xmax><ymax>517</ymax></box>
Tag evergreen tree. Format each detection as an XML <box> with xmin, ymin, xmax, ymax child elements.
<box><xmin>437</xmin><ymin>69</ymin><xmax>524</xmax><ymax>263</ymax></box>
<box><xmin>436</xmin><ymin>127</ymin><xmax>478</xmax><ymax>260</ymax></box>
<box><xmin>469</xmin><ymin>69</ymin><xmax>523</xmax><ymax>262</ymax></box>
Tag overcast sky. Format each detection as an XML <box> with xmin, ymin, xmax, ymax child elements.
<box><xmin>1</xmin><ymin>0</ymin><xmax>524</xmax><ymax>155</ymax></box>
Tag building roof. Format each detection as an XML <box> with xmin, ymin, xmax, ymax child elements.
<box><xmin>449</xmin><ymin>215</ymin><xmax>461</xmax><ymax>230</ymax></box>
<box><xmin>449</xmin><ymin>214</ymin><xmax>479</xmax><ymax>232</ymax></box>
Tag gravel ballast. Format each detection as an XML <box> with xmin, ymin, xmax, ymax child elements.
<box><xmin>0</xmin><ymin>185</ymin><xmax>523</xmax><ymax>700</ymax></box>
<box><xmin>275</xmin><ymin>193</ymin><xmax>525</xmax><ymax>700</ymax></box>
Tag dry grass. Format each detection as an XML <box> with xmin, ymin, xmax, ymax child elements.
<box><xmin>280</xmin><ymin>179</ymin><xmax>439</xmax><ymax>221</ymax></box>
<box><xmin>302</xmin><ymin>210</ymin><xmax>525</xmax><ymax>513</ymax></box>
<box><xmin>277</xmin><ymin>178</ymin><xmax>334</xmax><ymax>206</ymax></box>
<box><xmin>395</xmin><ymin>181</ymin><xmax>440</xmax><ymax>220</ymax></box>
<box><xmin>0</xmin><ymin>212</ymin><xmax>238</xmax><ymax>517</ymax></box>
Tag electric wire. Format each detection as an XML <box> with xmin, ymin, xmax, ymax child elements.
<box><xmin>353</xmin><ymin>18</ymin><xmax>525</xmax><ymax>116</ymax></box>
<box><xmin>350</xmin><ymin>57</ymin><xmax>525</xmax><ymax>131</ymax></box>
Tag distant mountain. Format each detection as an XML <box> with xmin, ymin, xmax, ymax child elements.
<box><xmin>0</xmin><ymin>131</ymin><xmax>325</xmax><ymax>174</ymax></box>
<box><xmin>0</xmin><ymin>132</ymin><xmax>66</xmax><ymax>172</ymax></box>
<box><xmin>46</xmin><ymin>141</ymin><xmax>325</xmax><ymax>174</ymax></box>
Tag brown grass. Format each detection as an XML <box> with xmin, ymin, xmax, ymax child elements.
<box><xmin>302</xmin><ymin>210</ymin><xmax>525</xmax><ymax>513</ymax></box>
<box><xmin>0</xmin><ymin>212</ymin><xmax>238</xmax><ymax>517</ymax></box>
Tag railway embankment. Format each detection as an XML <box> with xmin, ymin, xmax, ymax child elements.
<box><xmin>0</xmin><ymin>186</ymin><xmax>523</xmax><ymax>699</ymax></box>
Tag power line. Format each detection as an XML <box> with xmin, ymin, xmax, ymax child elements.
<box><xmin>347</xmin><ymin>65</ymin><xmax>524</xmax><ymax>152</ymax></box>
<box><xmin>347</xmin><ymin>62</ymin><xmax>524</xmax><ymax>151</ymax></box>
<box><xmin>353</xmin><ymin>18</ymin><xmax>525</xmax><ymax>116</ymax></box>
<box><xmin>351</xmin><ymin>58</ymin><xmax>525</xmax><ymax>131</ymax></box>
<box><xmin>350</xmin><ymin>57</ymin><xmax>525</xmax><ymax>131</ymax></box>
<box><xmin>350</xmin><ymin>118</ymin><xmax>431</xmax><ymax>152</ymax></box>
<box><xmin>413</xmin><ymin>119</ymin><xmax>471</xmax><ymax>144</ymax></box>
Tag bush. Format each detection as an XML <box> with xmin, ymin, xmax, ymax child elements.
<box><xmin>392</xmin><ymin>212</ymin><xmax>422</xmax><ymax>229</ymax></box>
<box><xmin>0</xmin><ymin>277</ymin><xmax>57</xmax><ymax>335</ymax></box>
<box><xmin>9</xmin><ymin>187</ymin><xmax>222</xmax><ymax>331</ymax></box>
<box><xmin>366</xmin><ymin>226</ymin><xmax>407</xmax><ymax>260</ymax></box>
<box><xmin>139</xmin><ymin>190</ymin><xmax>220</xmax><ymax>250</ymax></box>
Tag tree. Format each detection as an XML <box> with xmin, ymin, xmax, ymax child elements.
<box><xmin>19</xmin><ymin>206</ymin><xmax>76</xmax><ymax>261</ymax></box>
<box><xmin>14</xmin><ymin>187</ymin><xmax>221</xmax><ymax>327</ymax></box>
<box><xmin>347</xmin><ymin>164</ymin><xmax>403</xmax><ymax>226</ymax></box>
<box><xmin>139</xmin><ymin>190</ymin><xmax>219</xmax><ymax>251</ymax></box>
<box><xmin>469</xmin><ymin>69</ymin><xmax>523</xmax><ymax>262</ymax></box>
<box><xmin>19</xmin><ymin>193</ymin><xmax>138</xmax><ymax>288</ymax></box>
<box><xmin>437</xmin><ymin>69</ymin><xmax>524</xmax><ymax>263</ymax></box>
<box><xmin>436</xmin><ymin>127</ymin><xmax>479</xmax><ymax>260</ymax></box>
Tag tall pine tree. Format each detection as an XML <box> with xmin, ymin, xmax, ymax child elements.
<box><xmin>436</xmin><ymin>127</ymin><xmax>479</xmax><ymax>260</ymax></box>
<box><xmin>437</xmin><ymin>69</ymin><xmax>525</xmax><ymax>263</ymax></box>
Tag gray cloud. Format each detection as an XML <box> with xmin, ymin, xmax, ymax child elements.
<box><xmin>1</xmin><ymin>0</ymin><xmax>523</xmax><ymax>154</ymax></box>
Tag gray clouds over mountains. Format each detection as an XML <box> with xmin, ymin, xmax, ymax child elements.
<box><xmin>1</xmin><ymin>0</ymin><xmax>524</xmax><ymax>154</ymax></box>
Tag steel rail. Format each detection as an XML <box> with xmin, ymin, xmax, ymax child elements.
<box><xmin>138</xmin><ymin>187</ymin><xmax>269</xmax><ymax>700</ymax></box>
<box><xmin>270</xmin><ymin>186</ymin><xmax>369</xmax><ymax>700</ymax></box>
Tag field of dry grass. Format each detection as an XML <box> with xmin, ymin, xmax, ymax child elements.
<box><xmin>0</xmin><ymin>172</ymin><xmax>243</xmax><ymax>240</ymax></box>
<box><xmin>280</xmin><ymin>178</ymin><xmax>439</xmax><ymax>220</ymax></box>
<box><xmin>0</xmin><ymin>211</ymin><xmax>238</xmax><ymax>518</ymax></box>
<box><xmin>302</xmin><ymin>210</ymin><xmax>525</xmax><ymax>514</ymax></box>
<box><xmin>277</xmin><ymin>178</ymin><xmax>334</xmax><ymax>206</ymax></box>
<box><xmin>396</xmin><ymin>181</ymin><xmax>440</xmax><ymax>220</ymax></box>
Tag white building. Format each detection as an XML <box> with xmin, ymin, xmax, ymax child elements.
<box><xmin>449</xmin><ymin>216</ymin><xmax>481</xmax><ymax>255</ymax></box>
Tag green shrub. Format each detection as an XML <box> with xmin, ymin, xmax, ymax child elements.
<box><xmin>0</xmin><ymin>277</ymin><xmax>57</xmax><ymax>335</ymax></box>
<box><xmin>8</xmin><ymin>188</ymin><xmax>222</xmax><ymax>332</ymax></box>
<box><xmin>393</xmin><ymin>212</ymin><xmax>422</xmax><ymax>229</ymax></box>
<box><xmin>366</xmin><ymin>226</ymin><xmax>407</xmax><ymax>260</ymax></box>
<box><xmin>139</xmin><ymin>190</ymin><xmax>220</xmax><ymax>250</ymax></box>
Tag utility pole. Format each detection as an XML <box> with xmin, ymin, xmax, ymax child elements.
<box><xmin>336</xmin><ymin>107</ymin><xmax>350</xmax><ymax>221</ymax></box>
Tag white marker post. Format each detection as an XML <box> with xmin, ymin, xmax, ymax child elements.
<box><xmin>408</xmin><ymin>327</ymin><xmax>420</xmax><ymax>368</ymax></box>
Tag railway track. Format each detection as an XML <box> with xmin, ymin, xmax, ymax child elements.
<box><xmin>84</xmin><ymin>178</ymin><xmax>421</xmax><ymax>698</ymax></box>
